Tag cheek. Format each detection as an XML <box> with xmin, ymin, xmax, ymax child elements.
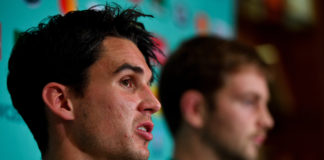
<box><xmin>228</xmin><ymin>107</ymin><xmax>256</xmax><ymax>133</ymax></box>
<box><xmin>105</xmin><ymin>92</ymin><xmax>140</xmax><ymax>122</ymax></box>
<box><xmin>84</xmin><ymin>84</ymin><xmax>142</xmax><ymax>129</ymax></box>
<box><xmin>213</xmin><ymin>101</ymin><xmax>255</xmax><ymax>135</ymax></box>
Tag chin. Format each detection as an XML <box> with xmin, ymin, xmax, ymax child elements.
<box><xmin>244</xmin><ymin>149</ymin><xmax>258</xmax><ymax>160</ymax></box>
<box><xmin>132</xmin><ymin>147</ymin><xmax>150</xmax><ymax>160</ymax></box>
<box><xmin>122</xmin><ymin>149</ymin><xmax>149</xmax><ymax>160</ymax></box>
<box><xmin>140</xmin><ymin>148</ymin><xmax>150</xmax><ymax>159</ymax></box>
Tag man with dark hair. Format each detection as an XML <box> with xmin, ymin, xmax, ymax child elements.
<box><xmin>159</xmin><ymin>36</ymin><xmax>274</xmax><ymax>160</ymax></box>
<box><xmin>7</xmin><ymin>4</ymin><xmax>161</xmax><ymax>160</ymax></box>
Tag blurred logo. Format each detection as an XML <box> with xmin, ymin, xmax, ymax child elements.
<box><xmin>174</xmin><ymin>2</ymin><xmax>190</xmax><ymax>28</ymax></box>
<box><xmin>129</xmin><ymin>0</ymin><xmax>143</xmax><ymax>4</ymax></box>
<box><xmin>0</xmin><ymin>104</ymin><xmax>23</xmax><ymax>123</ymax></box>
<box><xmin>59</xmin><ymin>0</ymin><xmax>78</xmax><ymax>14</ymax></box>
<box><xmin>195</xmin><ymin>12</ymin><xmax>209</xmax><ymax>35</ymax></box>
<box><xmin>24</xmin><ymin>0</ymin><xmax>41</xmax><ymax>8</ymax></box>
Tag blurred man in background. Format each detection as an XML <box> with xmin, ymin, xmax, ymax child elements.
<box><xmin>159</xmin><ymin>36</ymin><xmax>274</xmax><ymax>160</ymax></box>
<box><xmin>7</xmin><ymin>4</ymin><xmax>161</xmax><ymax>160</ymax></box>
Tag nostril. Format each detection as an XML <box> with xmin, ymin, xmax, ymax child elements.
<box><xmin>144</xmin><ymin>108</ymin><xmax>154</xmax><ymax>112</ymax></box>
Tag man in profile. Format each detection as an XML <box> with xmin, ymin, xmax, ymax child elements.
<box><xmin>7</xmin><ymin>4</ymin><xmax>161</xmax><ymax>160</ymax></box>
<box><xmin>159</xmin><ymin>36</ymin><xmax>274</xmax><ymax>160</ymax></box>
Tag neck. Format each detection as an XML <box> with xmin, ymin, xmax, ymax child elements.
<box><xmin>43</xmin><ymin>122</ymin><xmax>88</xmax><ymax>160</ymax></box>
<box><xmin>42</xmin><ymin>111</ymin><xmax>100</xmax><ymax>160</ymax></box>
<box><xmin>173</xmin><ymin>125</ymin><xmax>221</xmax><ymax>160</ymax></box>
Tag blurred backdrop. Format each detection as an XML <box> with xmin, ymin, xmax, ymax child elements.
<box><xmin>0</xmin><ymin>0</ymin><xmax>323</xmax><ymax>160</ymax></box>
<box><xmin>0</xmin><ymin>0</ymin><xmax>235</xmax><ymax>160</ymax></box>
<box><xmin>238</xmin><ymin>0</ymin><xmax>324</xmax><ymax>159</ymax></box>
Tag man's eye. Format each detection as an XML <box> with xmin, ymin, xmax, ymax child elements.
<box><xmin>243</xmin><ymin>100</ymin><xmax>253</xmax><ymax>105</ymax></box>
<box><xmin>120</xmin><ymin>78</ymin><xmax>134</xmax><ymax>88</ymax></box>
<box><xmin>241</xmin><ymin>99</ymin><xmax>256</xmax><ymax>107</ymax></box>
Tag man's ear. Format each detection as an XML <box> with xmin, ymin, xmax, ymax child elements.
<box><xmin>42</xmin><ymin>82</ymin><xmax>75</xmax><ymax>120</ymax></box>
<box><xmin>180</xmin><ymin>90</ymin><xmax>207</xmax><ymax>129</ymax></box>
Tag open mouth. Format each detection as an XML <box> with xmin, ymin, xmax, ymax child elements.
<box><xmin>136</xmin><ymin>122</ymin><xmax>154</xmax><ymax>141</ymax></box>
<box><xmin>254</xmin><ymin>135</ymin><xmax>266</xmax><ymax>146</ymax></box>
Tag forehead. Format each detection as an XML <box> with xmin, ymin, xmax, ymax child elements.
<box><xmin>97</xmin><ymin>37</ymin><xmax>151</xmax><ymax>72</ymax></box>
<box><xmin>101</xmin><ymin>37</ymin><xmax>145</xmax><ymax>62</ymax></box>
<box><xmin>223</xmin><ymin>66</ymin><xmax>269</xmax><ymax>99</ymax></box>
<box><xmin>84</xmin><ymin>36</ymin><xmax>153</xmax><ymax>85</ymax></box>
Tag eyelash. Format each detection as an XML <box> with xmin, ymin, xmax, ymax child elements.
<box><xmin>243</xmin><ymin>99</ymin><xmax>254</xmax><ymax>105</ymax></box>
<box><xmin>120</xmin><ymin>77</ymin><xmax>135</xmax><ymax>89</ymax></box>
<box><xmin>241</xmin><ymin>98</ymin><xmax>259</xmax><ymax>108</ymax></box>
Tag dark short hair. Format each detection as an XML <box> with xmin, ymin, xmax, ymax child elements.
<box><xmin>7</xmin><ymin>4</ymin><xmax>160</xmax><ymax>155</ymax></box>
<box><xmin>159</xmin><ymin>35</ymin><xmax>269</xmax><ymax>137</ymax></box>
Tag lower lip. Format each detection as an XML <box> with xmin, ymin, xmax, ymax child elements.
<box><xmin>136</xmin><ymin>129</ymin><xmax>153</xmax><ymax>141</ymax></box>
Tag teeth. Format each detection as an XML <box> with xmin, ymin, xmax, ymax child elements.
<box><xmin>138</xmin><ymin>126</ymin><xmax>147</xmax><ymax>132</ymax></box>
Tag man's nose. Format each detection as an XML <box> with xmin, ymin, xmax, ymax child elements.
<box><xmin>137</xmin><ymin>85</ymin><xmax>161</xmax><ymax>115</ymax></box>
<box><xmin>258</xmin><ymin>105</ymin><xmax>274</xmax><ymax>130</ymax></box>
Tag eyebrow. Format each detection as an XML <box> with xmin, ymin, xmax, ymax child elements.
<box><xmin>241</xmin><ymin>92</ymin><xmax>269</xmax><ymax>103</ymax></box>
<box><xmin>113</xmin><ymin>63</ymin><xmax>154</xmax><ymax>84</ymax></box>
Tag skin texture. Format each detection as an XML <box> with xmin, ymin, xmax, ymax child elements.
<box><xmin>66</xmin><ymin>37</ymin><xmax>161</xmax><ymax>160</ymax></box>
<box><xmin>202</xmin><ymin>65</ymin><xmax>274</xmax><ymax>160</ymax></box>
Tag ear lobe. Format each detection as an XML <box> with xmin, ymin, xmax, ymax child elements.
<box><xmin>180</xmin><ymin>90</ymin><xmax>206</xmax><ymax>129</ymax></box>
<box><xmin>42</xmin><ymin>82</ymin><xmax>75</xmax><ymax>120</ymax></box>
